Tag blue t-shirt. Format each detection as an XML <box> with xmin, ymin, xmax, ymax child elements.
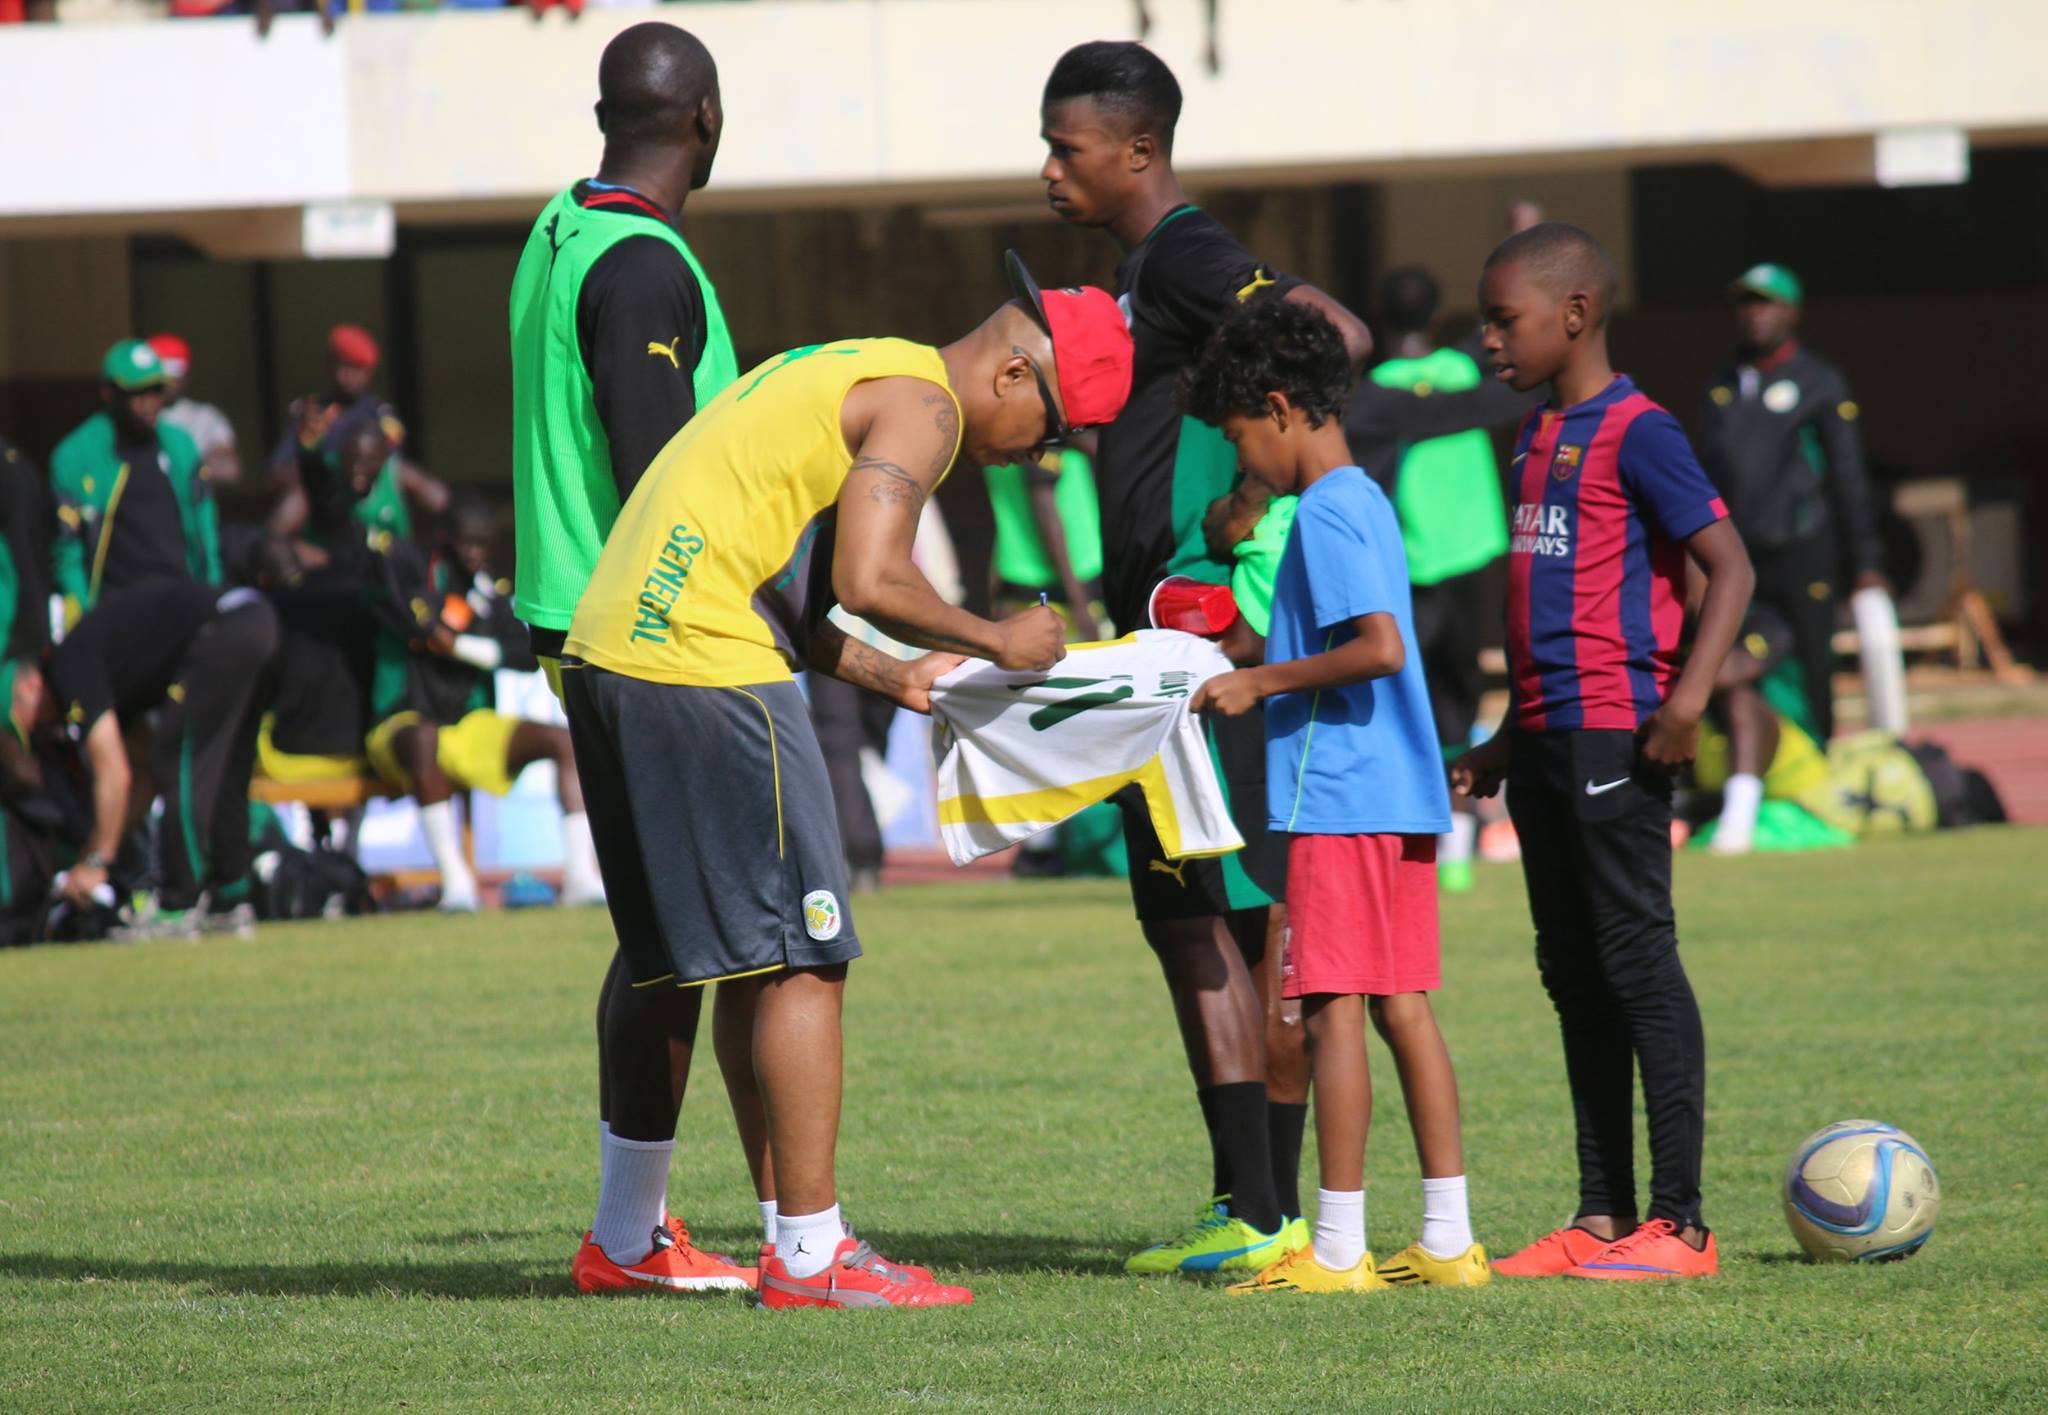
<box><xmin>1264</xmin><ymin>466</ymin><xmax>1453</xmax><ymax>836</ymax></box>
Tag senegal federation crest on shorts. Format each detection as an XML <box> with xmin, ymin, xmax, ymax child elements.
<box><xmin>803</xmin><ymin>890</ymin><xmax>842</xmax><ymax>941</ymax></box>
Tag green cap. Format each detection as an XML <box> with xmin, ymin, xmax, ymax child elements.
<box><xmin>1729</xmin><ymin>262</ymin><xmax>1803</xmax><ymax>307</ymax></box>
<box><xmin>100</xmin><ymin>338</ymin><xmax>168</xmax><ymax>391</ymax></box>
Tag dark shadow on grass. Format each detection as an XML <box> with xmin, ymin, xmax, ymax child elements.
<box><xmin>841</xmin><ymin>1231</ymin><xmax>1129</xmax><ymax>1277</ymax></box>
<box><xmin>0</xmin><ymin>1232</ymin><xmax>1129</xmax><ymax>1299</ymax></box>
<box><xmin>0</xmin><ymin>1252</ymin><xmax>593</xmax><ymax>1301</ymax></box>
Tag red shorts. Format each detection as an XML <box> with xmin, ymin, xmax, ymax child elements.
<box><xmin>1282</xmin><ymin>833</ymin><xmax>1440</xmax><ymax>998</ymax></box>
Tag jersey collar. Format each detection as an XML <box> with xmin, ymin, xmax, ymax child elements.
<box><xmin>1138</xmin><ymin>203</ymin><xmax>1200</xmax><ymax>247</ymax></box>
<box><xmin>574</xmin><ymin>180</ymin><xmax>684</xmax><ymax>235</ymax></box>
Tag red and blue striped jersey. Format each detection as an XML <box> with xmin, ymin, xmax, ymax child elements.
<box><xmin>1505</xmin><ymin>376</ymin><xmax>1727</xmax><ymax>731</ymax></box>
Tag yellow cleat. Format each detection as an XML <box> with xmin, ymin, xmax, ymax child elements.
<box><xmin>1377</xmin><ymin>1241</ymin><xmax>1492</xmax><ymax>1287</ymax></box>
<box><xmin>1225</xmin><ymin>1245</ymin><xmax>1391</xmax><ymax>1295</ymax></box>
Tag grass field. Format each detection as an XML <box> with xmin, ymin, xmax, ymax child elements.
<box><xmin>3</xmin><ymin>828</ymin><xmax>2044</xmax><ymax>1411</ymax></box>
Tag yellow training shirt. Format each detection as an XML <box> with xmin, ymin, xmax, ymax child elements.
<box><xmin>566</xmin><ymin>338</ymin><xmax>960</xmax><ymax>687</ymax></box>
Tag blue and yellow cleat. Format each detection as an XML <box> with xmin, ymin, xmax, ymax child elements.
<box><xmin>1125</xmin><ymin>1199</ymin><xmax>1297</xmax><ymax>1274</ymax></box>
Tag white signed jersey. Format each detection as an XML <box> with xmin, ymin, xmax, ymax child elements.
<box><xmin>928</xmin><ymin>630</ymin><xmax>1245</xmax><ymax>867</ymax></box>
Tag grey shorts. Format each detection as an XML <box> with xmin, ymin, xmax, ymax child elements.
<box><xmin>562</xmin><ymin>663</ymin><xmax>861</xmax><ymax>986</ymax></box>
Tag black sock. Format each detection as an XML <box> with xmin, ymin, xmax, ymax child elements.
<box><xmin>1267</xmin><ymin>1101</ymin><xmax>1308</xmax><ymax>1220</ymax></box>
<box><xmin>1195</xmin><ymin>1086</ymin><xmax>1229</xmax><ymax>1200</ymax></box>
<box><xmin>1199</xmin><ymin>1081</ymin><xmax>1280</xmax><ymax>1232</ymax></box>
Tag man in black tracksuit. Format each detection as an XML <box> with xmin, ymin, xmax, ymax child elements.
<box><xmin>1696</xmin><ymin>263</ymin><xmax>1884</xmax><ymax>745</ymax></box>
<box><xmin>26</xmin><ymin>581</ymin><xmax>278</xmax><ymax>938</ymax></box>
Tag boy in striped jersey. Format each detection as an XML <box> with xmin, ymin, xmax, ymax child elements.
<box><xmin>1454</xmin><ymin>224</ymin><xmax>1753</xmax><ymax>1281</ymax></box>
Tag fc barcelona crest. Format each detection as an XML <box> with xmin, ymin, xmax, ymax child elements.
<box><xmin>1551</xmin><ymin>444</ymin><xmax>1583</xmax><ymax>481</ymax></box>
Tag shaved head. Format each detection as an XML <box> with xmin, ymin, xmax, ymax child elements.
<box><xmin>596</xmin><ymin>22</ymin><xmax>719</xmax><ymax>156</ymax></box>
<box><xmin>1484</xmin><ymin>221</ymin><xmax>1617</xmax><ymax>326</ymax></box>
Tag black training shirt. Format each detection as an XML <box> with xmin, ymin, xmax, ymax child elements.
<box><xmin>573</xmin><ymin>183</ymin><xmax>709</xmax><ymax>503</ymax></box>
<box><xmin>1695</xmin><ymin>343</ymin><xmax>1880</xmax><ymax>575</ymax></box>
<box><xmin>1096</xmin><ymin>206</ymin><xmax>1300</xmax><ymax>631</ymax></box>
<box><xmin>101</xmin><ymin>434</ymin><xmax>198</xmax><ymax>592</ymax></box>
<box><xmin>47</xmin><ymin>580</ymin><xmax>225</xmax><ymax>733</ymax></box>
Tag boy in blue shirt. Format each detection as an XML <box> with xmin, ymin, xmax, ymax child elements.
<box><xmin>1184</xmin><ymin>298</ymin><xmax>1487</xmax><ymax>1294</ymax></box>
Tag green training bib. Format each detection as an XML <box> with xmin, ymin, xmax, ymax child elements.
<box><xmin>509</xmin><ymin>186</ymin><xmax>738</xmax><ymax>632</ymax></box>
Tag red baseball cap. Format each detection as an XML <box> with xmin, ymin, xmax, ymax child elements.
<box><xmin>329</xmin><ymin>323</ymin><xmax>381</xmax><ymax>369</ymax></box>
<box><xmin>1004</xmin><ymin>250</ymin><xmax>1133</xmax><ymax>432</ymax></box>
<box><xmin>146</xmin><ymin>334</ymin><xmax>190</xmax><ymax>379</ymax></box>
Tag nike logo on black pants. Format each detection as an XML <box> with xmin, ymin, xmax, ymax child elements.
<box><xmin>1505</xmin><ymin>728</ymin><xmax>1707</xmax><ymax>1232</ymax></box>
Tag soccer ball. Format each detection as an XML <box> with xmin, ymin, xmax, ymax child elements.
<box><xmin>1783</xmin><ymin>1119</ymin><xmax>1940</xmax><ymax>1263</ymax></box>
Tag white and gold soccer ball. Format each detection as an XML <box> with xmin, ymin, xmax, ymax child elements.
<box><xmin>1783</xmin><ymin>1120</ymin><xmax>1940</xmax><ymax>1263</ymax></box>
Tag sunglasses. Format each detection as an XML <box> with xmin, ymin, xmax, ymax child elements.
<box><xmin>1022</xmin><ymin>355</ymin><xmax>1071</xmax><ymax>452</ymax></box>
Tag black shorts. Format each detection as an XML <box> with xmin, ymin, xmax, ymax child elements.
<box><xmin>1119</xmin><ymin>706</ymin><xmax>1285</xmax><ymax>921</ymax></box>
<box><xmin>563</xmin><ymin>663</ymin><xmax>861</xmax><ymax>987</ymax></box>
<box><xmin>1409</xmin><ymin>569</ymin><xmax>1488</xmax><ymax>752</ymax></box>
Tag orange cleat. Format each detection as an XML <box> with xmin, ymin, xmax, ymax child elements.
<box><xmin>572</xmin><ymin>1219</ymin><xmax>757</xmax><ymax>1294</ymax></box>
<box><xmin>757</xmin><ymin>1236</ymin><xmax>973</xmax><ymax>1310</ymax></box>
<box><xmin>842</xmin><ymin>1222</ymin><xmax>932</xmax><ymax>1282</ymax></box>
<box><xmin>1565</xmin><ymin>1219</ymin><xmax>1719</xmax><ymax>1281</ymax></box>
<box><xmin>1492</xmin><ymin>1224</ymin><xmax>1618</xmax><ymax>1278</ymax></box>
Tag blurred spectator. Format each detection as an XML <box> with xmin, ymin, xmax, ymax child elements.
<box><xmin>50</xmin><ymin>340</ymin><xmax>222</xmax><ymax>622</ymax></box>
<box><xmin>277</xmin><ymin>396</ymin><xmax>404</xmax><ymax>580</ymax></box>
<box><xmin>363</xmin><ymin>497</ymin><xmax>604</xmax><ymax>912</ymax></box>
<box><xmin>148</xmin><ymin>334</ymin><xmax>243</xmax><ymax>488</ymax></box>
<box><xmin>1366</xmin><ymin>266</ymin><xmax>1511</xmax><ymax>895</ymax></box>
<box><xmin>1698</xmin><ymin>262</ymin><xmax>1886</xmax><ymax>853</ymax></box>
<box><xmin>983</xmin><ymin>444</ymin><xmax>1105</xmax><ymax>641</ymax></box>
<box><xmin>20</xmin><ymin>580</ymin><xmax>277</xmax><ymax>939</ymax></box>
<box><xmin>0</xmin><ymin>435</ymin><xmax>52</xmax><ymax>659</ymax></box>
<box><xmin>268</xmin><ymin>325</ymin><xmax>447</xmax><ymax>551</ymax></box>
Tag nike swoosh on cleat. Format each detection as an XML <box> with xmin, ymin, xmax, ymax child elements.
<box><xmin>1580</xmin><ymin>1262</ymin><xmax>1676</xmax><ymax>1274</ymax></box>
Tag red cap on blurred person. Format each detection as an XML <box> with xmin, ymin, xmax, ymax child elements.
<box><xmin>1004</xmin><ymin>250</ymin><xmax>1133</xmax><ymax>432</ymax></box>
<box><xmin>1148</xmin><ymin>576</ymin><xmax>1241</xmax><ymax>637</ymax></box>
<box><xmin>329</xmin><ymin>324</ymin><xmax>381</xmax><ymax>369</ymax></box>
<box><xmin>146</xmin><ymin>334</ymin><xmax>191</xmax><ymax>380</ymax></box>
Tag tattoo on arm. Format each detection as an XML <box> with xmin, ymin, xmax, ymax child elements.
<box><xmin>923</xmin><ymin>391</ymin><xmax>960</xmax><ymax>481</ymax></box>
<box><xmin>820</xmin><ymin>632</ymin><xmax>905</xmax><ymax>698</ymax></box>
<box><xmin>851</xmin><ymin>454</ymin><xmax>925</xmax><ymax>509</ymax></box>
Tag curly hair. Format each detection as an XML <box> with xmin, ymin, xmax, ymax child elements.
<box><xmin>1180</xmin><ymin>296</ymin><xmax>1350</xmax><ymax>429</ymax></box>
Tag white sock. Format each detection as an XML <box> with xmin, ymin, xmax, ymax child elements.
<box><xmin>590</xmin><ymin>1132</ymin><xmax>673</xmax><ymax>1265</ymax></box>
<box><xmin>1440</xmin><ymin>812</ymin><xmax>1476</xmax><ymax>864</ymax></box>
<box><xmin>759</xmin><ymin>1199</ymin><xmax>778</xmax><ymax>1247</ymax></box>
<box><xmin>775</xmin><ymin>1203</ymin><xmax>842</xmax><ymax>1279</ymax></box>
<box><xmin>1312</xmin><ymin>1187</ymin><xmax>1366</xmax><ymax>1270</ymax></box>
<box><xmin>596</xmin><ymin>1121</ymin><xmax>668</xmax><ymax>1227</ymax></box>
<box><xmin>1713</xmin><ymin>773</ymin><xmax>1764</xmax><ymax>853</ymax></box>
<box><xmin>560</xmin><ymin>811</ymin><xmax>606</xmax><ymax>901</ymax></box>
<box><xmin>420</xmin><ymin>801</ymin><xmax>478</xmax><ymax>903</ymax></box>
<box><xmin>1420</xmin><ymin>1175</ymin><xmax>1474</xmax><ymax>1257</ymax></box>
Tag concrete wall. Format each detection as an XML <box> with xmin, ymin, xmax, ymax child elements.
<box><xmin>2</xmin><ymin>0</ymin><xmax>2045</xmax><ymax>242</ymax></box>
